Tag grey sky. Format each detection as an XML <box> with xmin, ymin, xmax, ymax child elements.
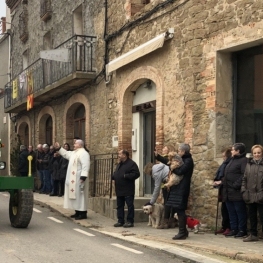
<box><xmin>0</xmin><ymin>0</ymin><xmax>6</xmax><ymax>19</ymax></box>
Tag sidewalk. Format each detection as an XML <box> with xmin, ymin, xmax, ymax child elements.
<box><xmin>33</xmin><ymin>193</ymin><xmax>263</xmax><ymax>263</ymax></box>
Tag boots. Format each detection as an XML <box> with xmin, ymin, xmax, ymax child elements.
<box><xmin>172</xmin><ymin>214</ymin><xmax>188</xmax><ymax>240</ymax></box>
<box><xmin>157</xmin><ymin>218</ymin><xmax>169</xmax><ymax>229</ymax></box>
<box><xmin>75</xmin><ymin>211</ymin><xmax>87</xmax><ymax>220</ymax></box>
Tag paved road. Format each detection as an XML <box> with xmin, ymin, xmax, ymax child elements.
<box><xmin>0</xmin><ymin>193</ymin><xmax>185</xmax><ymax>263</ymax></box>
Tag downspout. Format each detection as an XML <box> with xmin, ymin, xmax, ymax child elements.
<box><xmin>104</xmin><ymin>0</ymin><xmax>112</xmax><ymax>84</ymax></box>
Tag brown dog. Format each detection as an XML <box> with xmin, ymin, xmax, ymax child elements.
<box><xmin>164</xmin><ymin>152</ymin><xmax>184</xmax><ymax>190</ymax></box>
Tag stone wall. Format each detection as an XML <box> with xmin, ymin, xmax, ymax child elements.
<box><xmin>10</xmin><ymin>0</ymin><xmax>105</xmax><ymax>77</ymax></box>
<box><xmin>104</xmin><ymin>0</ymin><xmax>263</xmax><ymax>225</ymax></box>
<box><xmin>9</xmin><ymin>0</ymin><xmax>263</xmax><ymax>226</ymax></box>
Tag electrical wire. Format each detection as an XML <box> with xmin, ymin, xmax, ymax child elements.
<box><xmin>105</xmin><ymin>0</ymin><xmax>190</xmax><ymax>42</ymax></box>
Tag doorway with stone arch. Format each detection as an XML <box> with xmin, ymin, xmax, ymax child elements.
<box><xmin>65</xmin><ymin>103</ymin><xmax>86</xmax><ymax>148</ymax></box>
<box><xmin>18</xmin><ymin>122</ymin><xmax>29</xmax><ymax>146</ymax></box>
<box><xmin>39</xmin><ymin>114</ymin><xmax>53</xmax><ymax>145</ymax></box>
<box><xmin>118</xmin><ymin>66</ymin><xmax>165</xmax><ymax>198</ymax></box>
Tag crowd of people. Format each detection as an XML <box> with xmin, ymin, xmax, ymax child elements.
<box><xmin>18</xmin><ymin>139</ymin><xmax>263</xmax><ymax>239</ymax></box>
<box><xmin>18</xmin><ymin>142</ymin><xmax>71</xmax><ymax>197</ymax></box>
<box><xmin>142</xmin><ymin>142</ymin><xmax>263</xmax><ymax>242</ymax></box>
<box><xmin>215</xmin><ymin>143</ymin><xmax>263</xmax><ymax>242</ymax></box>
<box><xmin>18</xmin><ymin>138</ymin><xmax>91</xmax><ymax>220</ymax></box>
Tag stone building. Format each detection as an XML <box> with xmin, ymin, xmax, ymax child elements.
<box><xmin>0</xmin><ymin>10</ymin><xmax>11</xmax><ymax>176</ymax></box>
<box><xmin>4</xmin><ymin>0</ymin><xmax>263</xmax><ymax>226</ymax></box>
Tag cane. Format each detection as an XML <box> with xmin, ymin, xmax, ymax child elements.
<box><xmin>214</xmin><ymin>189</ymin><xmax>220</xmax><ymax>235</ymax></box>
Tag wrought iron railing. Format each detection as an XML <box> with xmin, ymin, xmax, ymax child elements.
<box><xmin>4</xmin><ymin>35</ymin><xmax>96</xmax><ymax>109</ymax></box>
<box><xmin>89</xmin><ymin>153</ymin><xmax>118</xmax><ymax>198</ymax></box>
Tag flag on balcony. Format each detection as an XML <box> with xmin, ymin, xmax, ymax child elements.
<box><xmin>27</xmin><ymin>71</ymin><xmax>34</xmax><ymax>94</ymax></box>
<box><xmin>19</xmin><ymin>72</ymin><xmax>27</xmax><ymax>96</ymax></box>
<box><xmin>27</xmin><ymin>94</ymin><xmax>34</xmax><ymax>111</ymax></box>
<box><xmin>12</xmin><ymin>79</ymin><xmax>18</xmax><ymax>99</ymax></box>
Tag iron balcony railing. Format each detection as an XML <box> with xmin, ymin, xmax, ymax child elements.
<box><xmin>89</xmin><ymin>153</ymin><xmax>118</xmax><ymax>198</ymax></box>
<box><xmin>4</xmin><ymin>35</ymin><xmax>96</xmax><ymax>109</ymax></box>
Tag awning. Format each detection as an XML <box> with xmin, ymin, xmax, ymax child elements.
<box><xmin>106</xmin><ymin>31</ymin><xmax>173</xmax><ymax>75</ymax></box>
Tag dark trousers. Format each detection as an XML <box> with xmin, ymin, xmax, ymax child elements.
<box><xmin>226</xmin><ymin>200</ymin><xmax>247</xmax><ymax>232</ymax></box>
<box><xmin>248</xmin><ymin>203</ymin><xmax>263</xmax><ymax>236</ymax></box>
<box><xmin>164</xmin><ymin>205</ymin><xmax>176</xmax><ymax>219</ymax></box>
<box><xmin>116</xmin><ymin>195</ymin><xmax>134</xmax><ymax>224</ymax></box>
<box><xmin>221</xmin><ymin>202</ymin><xmax>230</xmax><ymax>230</ymax></box>
<box><xmin>162</xmin><ymin>188</ymin><xmax>168</xmax><ymax>205</ymax></box>
<box><xmin>53</xmin><ymin>180</ymin><xmax>65</xmax><ymax>195</ymax></box>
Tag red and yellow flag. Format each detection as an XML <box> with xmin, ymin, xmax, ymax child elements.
<box><xmin>27</xmin><ymin>94</ymin><xmax>34</xmax><ymax>111</ymax></box>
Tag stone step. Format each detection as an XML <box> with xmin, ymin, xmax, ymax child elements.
<box><xmin>88</xmin><ymin>196</ymin><xmax>149</xmax><ymax>222</ymax></box>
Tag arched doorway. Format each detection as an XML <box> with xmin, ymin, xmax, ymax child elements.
<box><xmin>18</xmin><ymin>122</ymin><xmax>29</xmax><ymax>146</ymax></box>
<box><xmin>132</xmin><ymin>80</ymin><xmax>156</xmax><ymax>196</ymax></box>
<box><xmin>39</xmin><ymin>114</ymin><xmax>52</xmax><ymax>144</ymax></box>
<box><xmin>74</xmin><ymin>105</ymin><xmax>86</xmax><ymax>142</ymax></box>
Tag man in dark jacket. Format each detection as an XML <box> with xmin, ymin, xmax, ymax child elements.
<box><xmin>112</xmin><ymin>150</ymin><xmax>140</xmax><ymax>228</ymax></box>
<box><xmin>155</xmin><ymin>143</ymin><xmax>194</xmax><ymax>240</ymax></box>
<box><xmin>18</xmin><ymin>145</ymin><xmax>29</xmax><ymax>176</ymax></box>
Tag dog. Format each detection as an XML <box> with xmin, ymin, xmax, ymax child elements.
<box><xmin>143</xmin><ymin>203</ymin><xmax>164</xmax><ymax>228</ymax></box>
<box><xmin>163</xmin><ymin>152</ymin><xmax>184</xmax><ymax>190</ymax></box>
<box><xmin>174</xmin><ymin>213</ymin><xmax>201</xmax><ymax>234</ymax></box>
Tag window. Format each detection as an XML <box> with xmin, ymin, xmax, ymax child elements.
<box><xmin>74</xmin><ymin>105</ymin><xmax>86</xmax><ymax>141</ymax></box>
<box><xmin>234</xmin><ymin>45</ymin><xmax>263</xmax><ymax>150</ymax></box>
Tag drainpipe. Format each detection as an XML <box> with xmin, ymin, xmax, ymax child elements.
<box><xmin>104</xmin><ymin>0</ymin><xmax>112</xmax><ymax>84</ymax></box>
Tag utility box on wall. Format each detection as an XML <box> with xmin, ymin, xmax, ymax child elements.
<box><xmin>112</xmin><ymin>136</ymin><xmax>118</xmax><ymax>147</ymax></box>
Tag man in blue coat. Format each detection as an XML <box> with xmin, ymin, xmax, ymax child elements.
<box><xmin>112</xmin><ymin>150</ymin><xmax>140</xmax><ymax>228</ymax></box>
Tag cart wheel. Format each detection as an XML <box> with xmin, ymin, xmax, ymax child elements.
<box><xmin>9</xmin><ymin>189</ymin><xmax>34</xmax><ymax>228</ymax></box>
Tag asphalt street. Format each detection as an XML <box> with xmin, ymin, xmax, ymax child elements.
<box><xmin>0</xmin><ymin>193</ymin><xmax>185</xmax><ymax>263</ymax></box>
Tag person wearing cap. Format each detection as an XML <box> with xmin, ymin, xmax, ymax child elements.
<box><xmin>54</xmin><ymin>139</ymin><xmax>90</xmax><ymax>220</ymax></box>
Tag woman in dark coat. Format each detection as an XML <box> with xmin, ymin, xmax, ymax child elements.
<box><xmin>241</xmin><ymin>144</ymin><xmax>263</xmax><ymax>242</ymax></box>
<box><xmin>155</xmin><ymin>143</ymin><xmax>194</xmax><ymax>240</ymax></box>
<box><xmin>223</xmin><ymin>142</ymin><xmax>247</xmax><ymax>238</ymax></box>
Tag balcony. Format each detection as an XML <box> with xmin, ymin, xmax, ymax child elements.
<box><xmin>4</xmin><ymin>35</ymin><xmax>97</xmax><ymax>113</ymax></box>
<box><xmin>40</xmin><ymin>0</ymin><xmax>52</xmax><ymax>22</ymax></box>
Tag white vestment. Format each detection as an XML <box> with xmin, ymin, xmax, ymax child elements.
<box><xmin>59</xmin><ymin>147</ymin><xmax>90</xmax><ymax>211</ymax></box>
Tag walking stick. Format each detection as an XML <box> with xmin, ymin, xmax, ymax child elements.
<box><xmin>214</xmin><ymin>189</ymin><xmax>220</xmax><ymax>235</ymax></box>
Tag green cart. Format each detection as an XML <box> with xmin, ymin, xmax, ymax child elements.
<box><xmin>0</xmin><ymin>161</ymin><xmax>34</xmax><ymax>228</ymax></box>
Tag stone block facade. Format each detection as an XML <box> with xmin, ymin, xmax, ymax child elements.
<box><xmin>5</xmin><ymin>0</ymin><xmax>263</xmax><ymax>226</ymax></box>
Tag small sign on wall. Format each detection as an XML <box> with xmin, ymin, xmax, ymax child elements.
<box><xmin>112</xmin><ymin>136</ymin><xmax>118</xmax><ymax>147</ymax></box>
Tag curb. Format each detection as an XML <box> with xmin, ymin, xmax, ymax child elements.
<box><xmin>33</xmin><ymin>198</ymin><xmax>239</xmax><ymax>263</ymax></box>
